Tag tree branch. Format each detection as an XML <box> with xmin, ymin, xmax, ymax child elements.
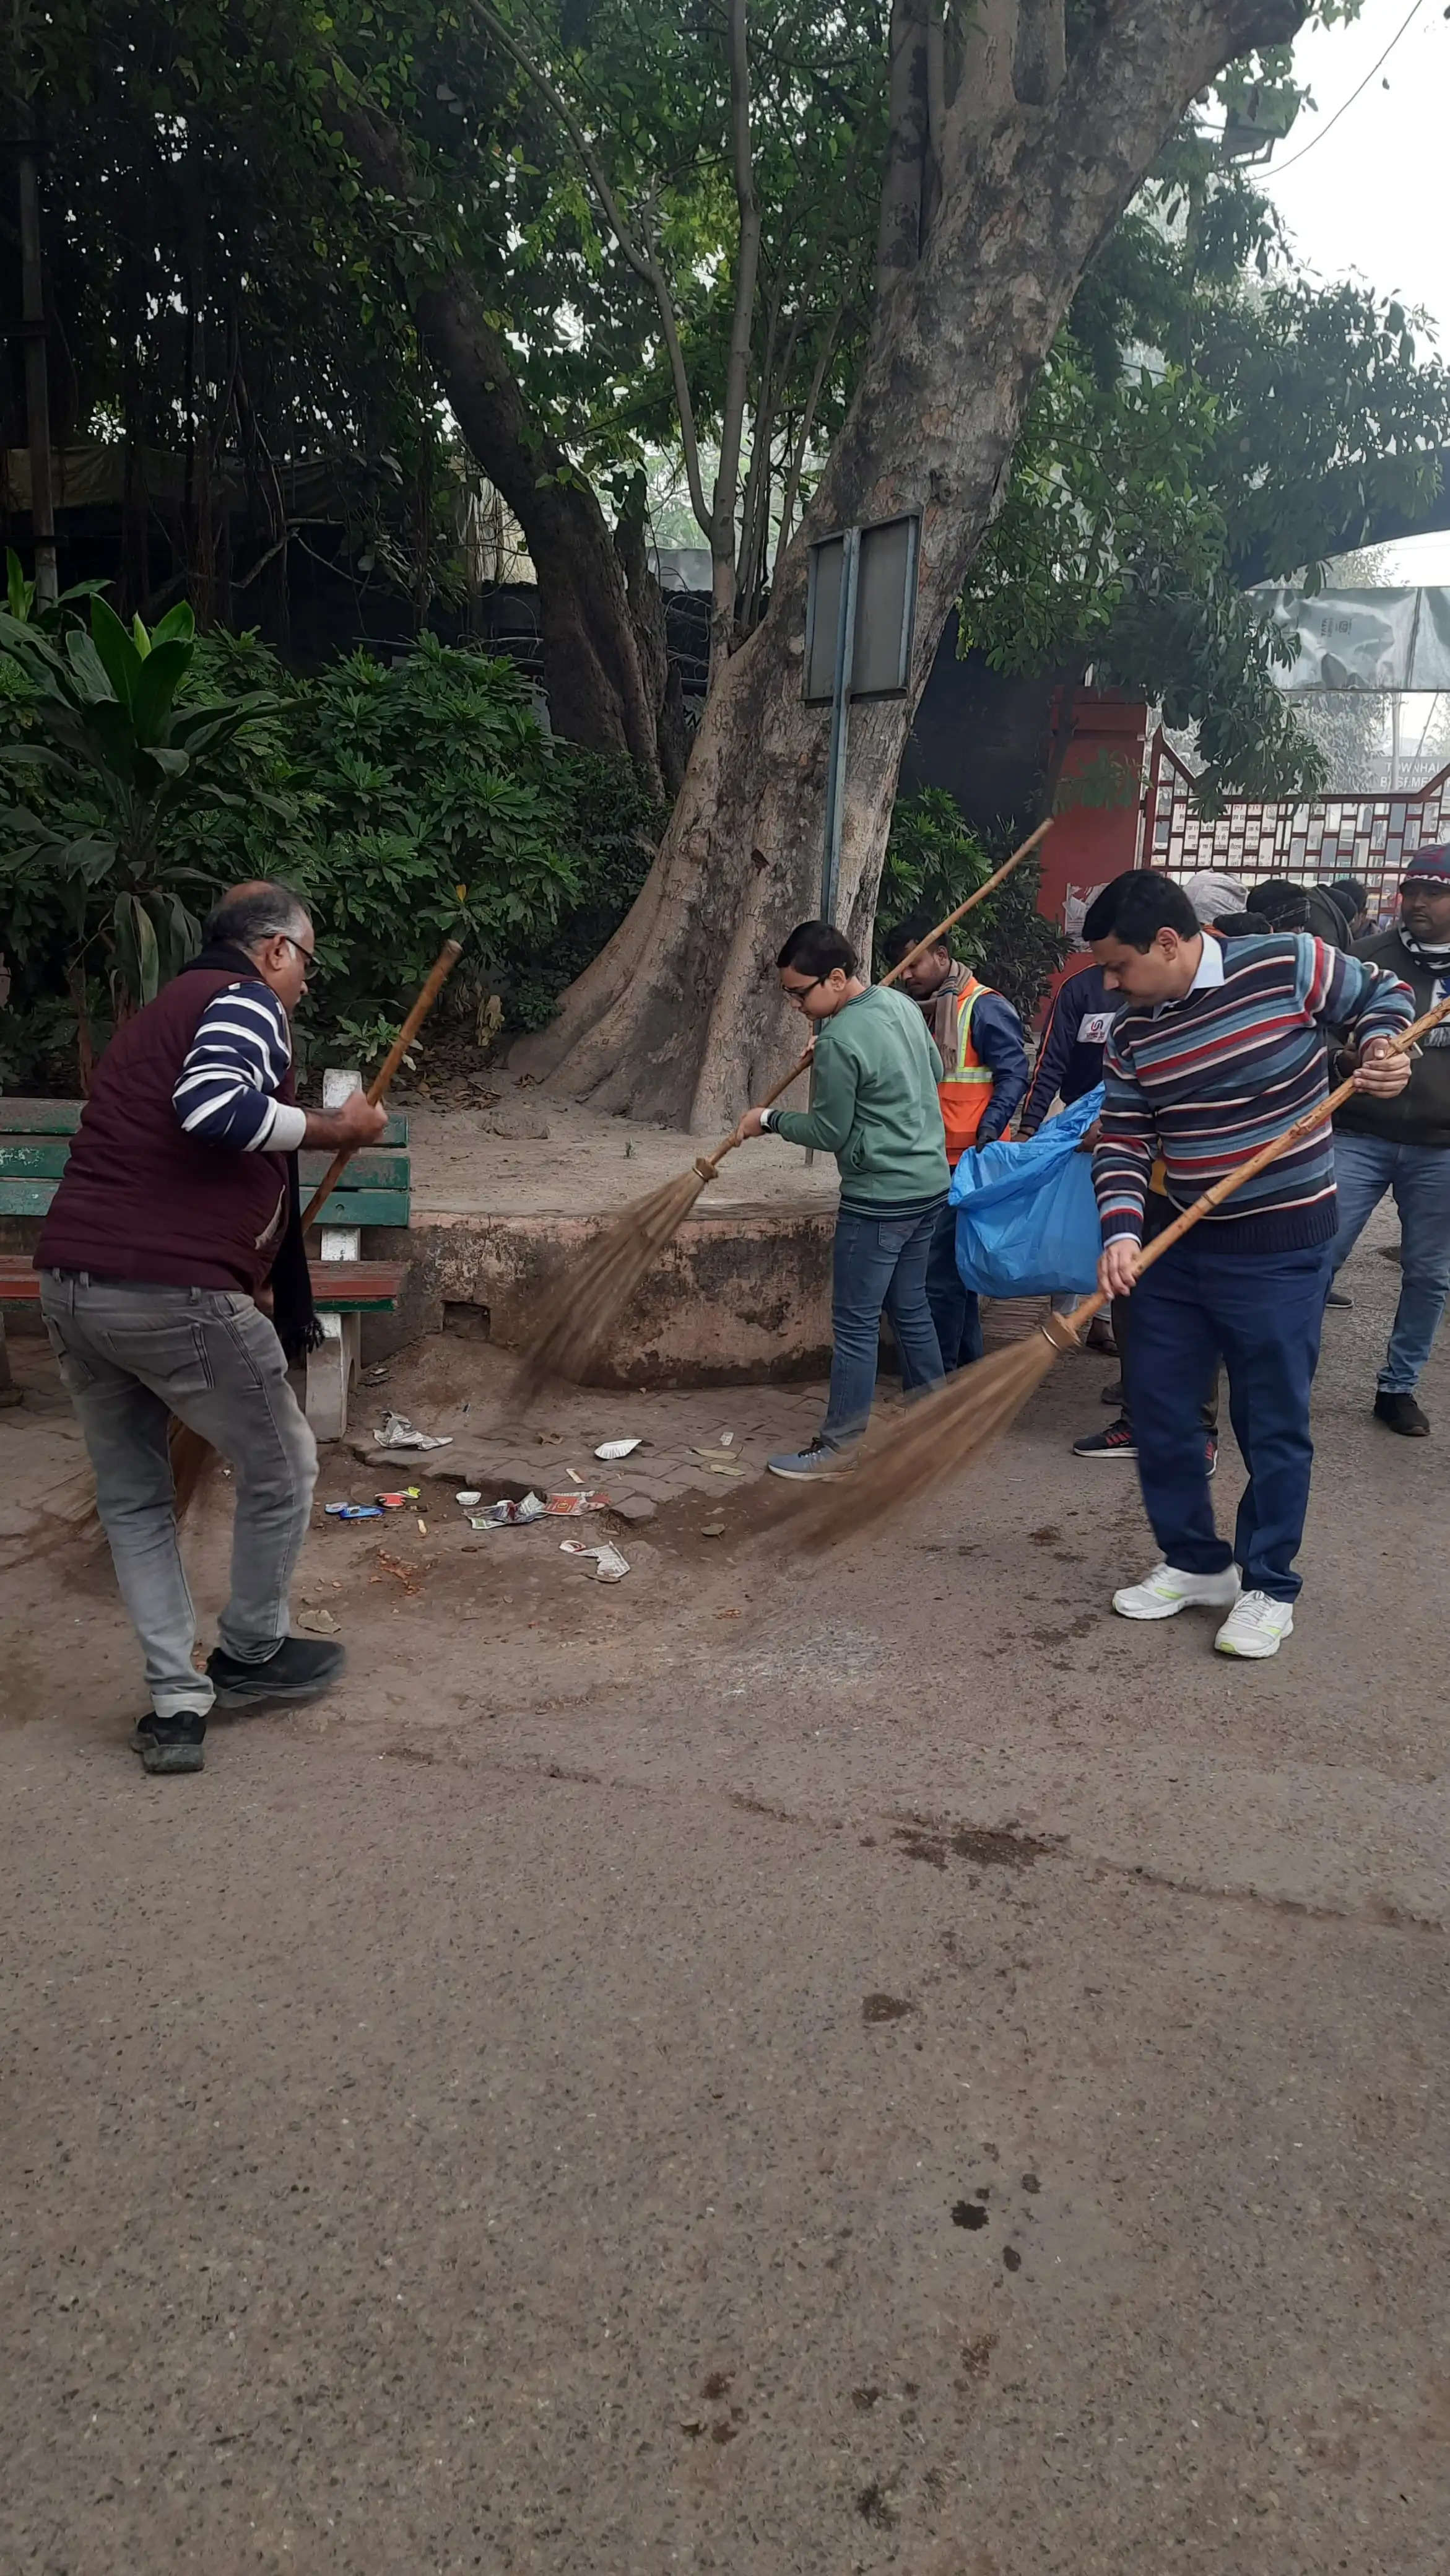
<box><xmin>773</xmin><ymin>295</ymin><xmax>846</xmax><ymax>577</ymax></box>
<box><xmin>875</xmin><ymin>0</ymin><xmax>931</xmax><ymax>304</ymax></box>
<box><xmin>469</xmin><ymin>0</ymin><xmax>711</xmax><ymax>542</ymax></box>
<box><xmin>1013</xmin><ymin>0</ymin><xmax>1065</xmax><ymax>106</ymax></box>
<box><xmin>709</xmin><ymin>0</ymin><xmax>763</xmax><ymax>679</ymax></box>
<box><xmin>947</xmin><ymin>0</ymin><xmax>1018</xmax><ymax>160</ymax></box>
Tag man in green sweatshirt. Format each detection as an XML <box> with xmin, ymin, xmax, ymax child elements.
<box><xmin>732</xmin><ymin>918</ymin><xmax>950</xmax><ymax>1478</ymax></box>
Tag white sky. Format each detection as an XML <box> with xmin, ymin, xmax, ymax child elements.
<box><xmin>1260</xmin><ymin>0</ymin><xmax>1450</xmax><ymax>583</ymax></box>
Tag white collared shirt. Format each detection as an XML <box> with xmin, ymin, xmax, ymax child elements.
<box><xmin>1153</xmin><ymin>933</ymin><xmax>1224</xmax><ymax>1016</ymax></box>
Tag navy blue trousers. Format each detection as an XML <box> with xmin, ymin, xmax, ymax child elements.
<box><xmin>1121</xmin><ymin>1233</ymin><xmax>1334</xmax><ymax>1604</ymax></box>
<box><xmin>925</xmin><ymin>1198</ymin><xmax>984</xmax><ymax>1372</ymax></box>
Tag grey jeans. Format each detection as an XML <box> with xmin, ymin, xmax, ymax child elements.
<box><xmin>40</xmin><ymin>1273</ymin><xmax>318</xmax><ymax>1721</ymax></box>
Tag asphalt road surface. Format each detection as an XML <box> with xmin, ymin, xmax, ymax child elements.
<box><xmin>2</xmin><ymin>1217</ymin><xmax>1446</xmax><ymax>2575</ymax></box>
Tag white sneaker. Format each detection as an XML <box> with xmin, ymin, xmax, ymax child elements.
<box><xmin>1214</xmin><ymin>1590</ymin><xmax>1294</xmax><ymax>1659</ymax></box>
<box><xmin>1112</xmin><ymin>1562</ymin><xmax>1241</xmax><ymax>1622</ymax></box>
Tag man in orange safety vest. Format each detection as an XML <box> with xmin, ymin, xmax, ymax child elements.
<box><xmin>881</xmin><ymin>916</ymin><xmax>1029</xmax><ymax>1368</ymax></box>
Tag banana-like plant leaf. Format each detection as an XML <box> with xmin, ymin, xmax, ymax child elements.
<box><xmin>113</xmin><ymin>890</ymin><xmax>161</xmax><ymax>1007</ymax></box>
<box><xmin>167</xmin><ymin>693</ymin><xmax>279</xmax><ymax>752</ymax></box>
<box><xmin>0</xmin><ymin>609</ymin><xmax>64</xmax><ymax>679</ymax></box>
<box><xmin>77</xmin><ymin>698</ymin><xmax>143</xmax><ymax>784</ymax></box>
<box><xmin>67</xmin><ymin>837</ymin><xmax>119</xmax><ymax>883</ymax></box>
<box><xmin>64</xmin><ymin>628</ymin><xmax>118</xmax><ymax>704</ymax></box>
<box><xmin>145</xmin><ymin>744</ymin><xmax>191</xmax><ymax>777</ymax></box>
<box><xmin>89</xmin><ymin>596</ymin><xmax>144</xmax><ymax>708</ymax></box>
<box><xmin>132</xmin><ymin>612</ymin><xmax>151</xmax><ymax>659</ymax></box>
<box><xmin>129</xmin><ymin>638</ymin><xmax>194</xmax><ymax>744</ymax></box>
<box><xmin>148</xmin><ymin>603</ymin><xmax>196</xmax><ymax>650</ymax></box>
<box><xmin>6</xmin><ymin>549</ymin><xmax>26</xmax><ymax>620</ymax></box>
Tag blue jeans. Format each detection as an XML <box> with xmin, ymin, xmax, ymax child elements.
<box><xmin>1330</xmin><ymin>1131</ymin><xmax>1450</xmax><ymax>1393</ymax></box>
<box><xmin>821</xmin><ymin>1202</ymin><xmax>945</xmax><ymax>1448</ymax></box>
<box><xmin>925</xmin><ymin>1199</ymin><xmax>984</xmax><ymax>1372</ymax></box>
<box><xmin>1122</xmin><ymin>1234</ymin><xmax>1334</xmax><ymax>1603</ymax></box>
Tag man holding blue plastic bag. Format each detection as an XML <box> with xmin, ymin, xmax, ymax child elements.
<box><xmin>881</xmin><ymin>918</ymin><xmax>1029</xmax><ymax>1370</ymax></box>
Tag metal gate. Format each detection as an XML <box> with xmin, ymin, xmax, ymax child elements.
<box><xmin>1141</xmin><ymin>732</ymin><xmax>1450</xmax><ymax>920</ymax></box>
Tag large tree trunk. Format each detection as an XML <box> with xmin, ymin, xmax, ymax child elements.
<box><xmin>328</xmin><ymin>92</ymin><xmax>682</xmax><ymax>801</ymax></box>
<box><xmin>520</xmin><ymin>0</ymin><xmax>1305</xmax><ymax>1129</ymax></box>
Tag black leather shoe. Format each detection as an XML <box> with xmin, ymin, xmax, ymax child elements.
<box><xmin>206</xmin><ymin>1637</ymin><xmax>346</xmax><ymax>1708</ymax></box>
<box><xmin>132</xmin><ymin>1713</ymin><xmax>207</xmax><ymax>1774</ymax></box>
<box><xmin>1373</xmin><ymin>1391</ymin><xmax>1430</xmax><ymax>1437</ymax></box>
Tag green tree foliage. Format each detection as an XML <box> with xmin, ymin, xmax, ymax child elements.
<box><xmin>881</xmin><ymin>791</ymin><xmax>1067</xmax><ymax>1025</ymax></box>
<box><xmin>958</xmin><ymin>141</ymin><xmax>1450</xmax><ymax>809</ymax></box>
<box><xmin>0</xmin><ymin>627</ymin><xmax>661</xmax><ymax>1086</ymax></box>
<box><xmin>0</xmin><ymin>596</ymin><xmax>276</xmax><ymax>1017</ymax></box>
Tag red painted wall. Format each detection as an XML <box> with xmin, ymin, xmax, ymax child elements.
<box><xmin>1036</xmin><ymin>691</ymin><xmax>1148</xmax><ymax>1004</ymax></box>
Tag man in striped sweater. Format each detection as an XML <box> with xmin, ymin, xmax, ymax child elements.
<box><xmin>37</xmin><ymin>881</ymin><xmax>386</xmax><ymax>1772</ymax></box>
<box><xmin>1085</xmin><ymin>871</ymin><xmax>1413</xmax><ymax>1660</ymax></box>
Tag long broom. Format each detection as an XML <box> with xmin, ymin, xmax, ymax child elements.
<box><xmin>510</xmin><ymin>819</ymin><xmax>1054</xmax><ymax>1399</ymax></box>
<box><xmin>786</xmin><ymin>987</ymin><xmax>1450</xmax><ymax>1554</ymax></box>
<box><xmin>20</xmin><ymin>938</ymin><xmax>463</xmax><ymax>1554</ymax></box>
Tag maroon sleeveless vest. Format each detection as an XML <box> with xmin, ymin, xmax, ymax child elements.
<box><xmin>36</xmin><ymin>970</ymin><xmax>296</xmax><ymax>1291</ymax></box>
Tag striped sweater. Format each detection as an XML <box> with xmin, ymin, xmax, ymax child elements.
<box><xmin>1093</xmin><ymin>933</ymin><xmax>1414</xmax><ymax>1253</ymax></box>
<box><xmin>171</xmin><ymin>978</ymin><xmax>308</xmax><ymax>1154</ymax></box>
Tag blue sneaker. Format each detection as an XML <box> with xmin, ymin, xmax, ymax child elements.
<box><xmin>766</xmin><ymin>1437</ymin><xmax>858</xmax><ymax>1481</ymax></box>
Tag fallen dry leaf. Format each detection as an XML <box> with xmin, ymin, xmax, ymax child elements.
<box><xmin>372</xmin><ymin>1548</ymin><xmax>423</xmax><ymax>1597</ymax></box>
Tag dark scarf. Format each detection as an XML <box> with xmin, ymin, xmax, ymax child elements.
<box><xmin>179</xmin><ymin>942</ymin><xmax>321</xmax><ymax>1360</ymax></box>
<box><xmin>1399</xmin><ymin>925</ymin><xmax>1450</xmax><ymax>976</ymax></box>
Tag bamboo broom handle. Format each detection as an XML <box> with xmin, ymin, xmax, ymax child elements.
<box><xmin>695</xmin><ymin>818</ymin><xmax>1056</xmax><ymax>1182</ymax></box>
<box><xmin>300</xmin><ymin>937</ymin><xmax>464</xmax><ymax>1231</ymax></box>
<box><xmin>1045</xmin><ymin>990</ymin><xmax>1450</xmax><ymax>1347</ymax></box>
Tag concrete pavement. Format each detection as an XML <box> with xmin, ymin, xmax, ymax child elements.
<box><xmin>1</xmin><ymin>1206</ymin><xmax>1446</xmax><ymax>2574</ymax></box>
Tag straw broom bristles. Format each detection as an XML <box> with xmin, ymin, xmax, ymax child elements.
<box><xmin>511</xmin><ymin>1159</ymin><xmax>723</xmax><ymax>1400</ymax></box>
<box><xmin>786</xmin><ymin>986</ymin><xmax>1450</xmax><ymax>1556</ymax></box>
<box><xmin>510</xmin><ymin>819</ymin><xmax>1053</xmax><ymax>1402</ymax></box>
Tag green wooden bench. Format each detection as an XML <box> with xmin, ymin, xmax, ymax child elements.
<box><xmin>0</xmin><ymin>1097</ymin><xmax>410</xmax><ymax>1227</ymax></box>
<box><xmin>0</xmin><ymin>1090</ymin><xmax>411</xmax><ymax>1437</ymax></box>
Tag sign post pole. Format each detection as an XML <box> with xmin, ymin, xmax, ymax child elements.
<box><xmin>820</xmin><ymin>526</ymin><xmax>861</xmax><ymax>924</ymax></box>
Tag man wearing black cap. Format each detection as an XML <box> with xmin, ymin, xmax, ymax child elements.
<box><xmin>1329</xmin><ymin>845</ymin><xmax>1450</xmax><ymax>1435</ymax></box>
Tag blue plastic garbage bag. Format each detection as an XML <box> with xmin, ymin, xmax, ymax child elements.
<box><xmin>949</xmin><ymin>1084</ymin><xmax>1105</xmax><ymax>1297</ymax></box>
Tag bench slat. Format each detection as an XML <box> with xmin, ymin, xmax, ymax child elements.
<box><xmin>0</xmin><ymin>1098</ymin><xmax>410</xmax><ymax>1146</ymax></box>
<box><xmin>0</xmin><ymin>1255</ymin><xmax>403</xmax><ymax>1312</ymax></box>
<box><xmin>307</xmin><ymin>1186</ymin><xmax>410</xmax><ymax>1227</ymax></box>
<box><xmin>0</xmin><ymin>1178</ymin><xmax>410</xmax><ymax>1224</ymax></box>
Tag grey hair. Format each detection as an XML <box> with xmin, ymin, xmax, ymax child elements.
<box><xmin>204</xmin><ymin>881</ymin><xmax>312</xmax><ymax>954</ymax></box>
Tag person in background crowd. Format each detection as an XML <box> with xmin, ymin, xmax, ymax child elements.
<box><xmin>1327</xmin><ymin>877</ymin><xmax>1372</xmax><ymax>939</ymax></box>
<box><xmin>1018</xmin><ymin>953</ymin><xmax>1119</xmax><ymax>1354</ymax></box>
<box><xmin>1247</xmin><ymin>878</ymin><xmax>1313</xmax><ymax>934</ymax></box>
<box><xmin>880</xmin><ymin>918</ymin><xmax>1029</xmax><ymax>1373</ymax></box>
<box><xmin>1085</xmin><ymin>870</ymin><xmax>1413</xmax><ymax>1660</ymax></box>
<box><xmin>1018</xmin><ymin>957</ymin><xmax>1116</xmax><ymax>1141</ymax></box>
<box><xmin>1183</xmin><ymin>869</ymin><xmax>1249</xmax><ymax>927</ymax></box>
<box><xmin>1327</xmin><ymin>845</ymin><xmax>1450</xmax><ymax>1435</ymax></box>
<box><xmin>733</xmin><ymin>921</ymin><xmax>949</xmax><ymax>1480</ymax></box>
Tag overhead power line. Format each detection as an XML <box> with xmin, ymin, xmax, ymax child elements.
<box><xmin>1270</xmin><ymin>0</ymin><xmax>1430</xmax><ymax>178</ymax></box>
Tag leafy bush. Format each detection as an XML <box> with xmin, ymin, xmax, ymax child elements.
<box><xmin>0</xmin><ymin>594</ymin><xmax>277</xmax><ymax>1045</ymax></box>
<box><xmin>0</xmin><ymin>623</ymin><xmax>662</xmax><ymax>1086</ymax></box>
<box><xmin>881</xmin><ymin>788</ymin><xmax>1067</xmax><ymax>1023</ymax></box>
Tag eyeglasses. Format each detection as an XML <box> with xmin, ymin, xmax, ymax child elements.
<box><xmin>781</xmin><ymin>976</ymin><xmax>822</xmax><ymax>1006</ymax></box>
<box><xmin>278</xmin><ymin>932</ymin><xmax>316</xmax><ymax>967</ymax></box>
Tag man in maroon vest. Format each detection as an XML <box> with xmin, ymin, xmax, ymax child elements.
<box><xmin>37</xmin><ymin>881</ymin><xmax>386</xmax><ymax>1773</ymax></box>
